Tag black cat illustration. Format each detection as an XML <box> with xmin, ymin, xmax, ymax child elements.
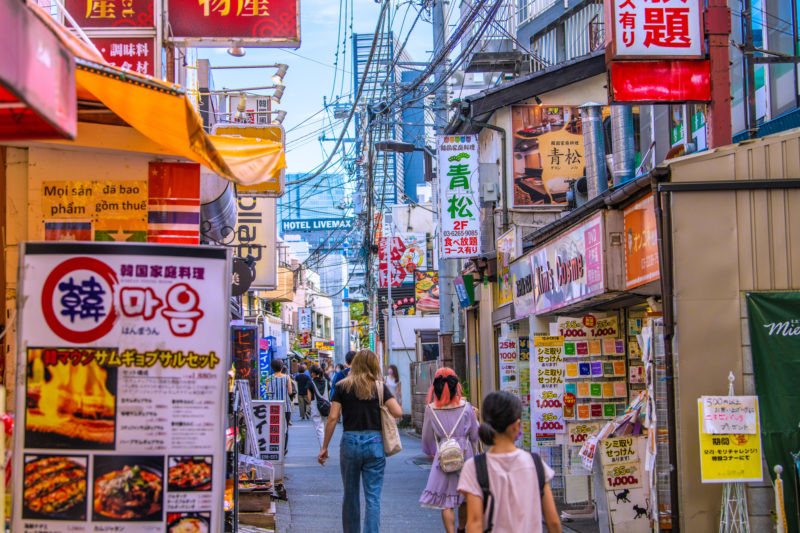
<box><xmin>633</xmin><ymin>503</ymin><xmax>649</xmax><ymax>519</ymax></box>
<box><xmin>614</xmin><ymin>489</ymin><xmax>630</xmax><ymax>503</ymax></box>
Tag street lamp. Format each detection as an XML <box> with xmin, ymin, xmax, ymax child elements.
<box><xmin>374</xmin><ymin>140</ymin><xmax>435</xmax><ymax>182</ymax></box>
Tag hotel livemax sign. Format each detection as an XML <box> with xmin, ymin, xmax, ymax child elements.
<box><xmin>281</xmin><ymin>218</ymin><xmax>355</xmax><ymax>233</ymax></box>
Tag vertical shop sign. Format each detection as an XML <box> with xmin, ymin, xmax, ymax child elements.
<box><xmin>624</xmin><ymin>194</ymin><xmax>660</xmax><ymax>289</ymax></box>
<box><xmin>437</xmin><ymin>135</ymin><xmax>480</xmax><ymax>259</ymax></box>
<box><xmin>414</xmin><ymin>271</ymin><xmax>440</xmax><ymax>313</ymax></box>
<box><xmin>532</xmin><ymin>336</ymin><xmax>566</xmax><ymax>435</ymax></box>
<box><xmin>148</xmin><ymin>163</ymin><xmax>201</xmax><ymax>245</ymax></box>
<box><xmin>530</xmin><ymin>213</ymin><xmax>604</xmax><ymax>314</ymax></box>
<box><xmin>14</xmin><ymin>242</ymin><xmax>229</xmax><ymax>533</ymax></box>
<box><xmin>747</xmin><ymin>292</ymin><xmax>800</xmax><ymax>530</ymax></box>
<box><xmin>496</xmin><ymin>228</ymin><xmax>517</xmax><ymax>307</ymax></box>
<box><xmin>298</xmin><ymin>308</ymin><xmax>312</xmax><ymax>332</ymax></box>
<box><xmin>231</xmin><ymin>196</ymin><xmax>278</xmax><ymax>289</ymax></box>
<box><xmin>498</xmin><ymin>337</ymin><xmax>518</xmax><ymax>394</ymax></box>
<box><xmin>510</xmin><ymin>254</ymin><xmax>535</xmax><ymax>319</ymax></box>
<box><xmin>510</xmin><ymin>106</ymin><xmax>586</xmax><ymax>206</ymax></box>
<box><xmin>251</xmin><ymin>400</ymin><xmax>285</xmax><ymax>463</ymax></box>
<box><xmin>378</xmin><ymin>233</ymin><xmax>426</xmax><ymax>287</ymax></box>
<box><xmin>232</xmin><ymin>325</ymin><xmax>259</xmax><ymax>399</ymax></box>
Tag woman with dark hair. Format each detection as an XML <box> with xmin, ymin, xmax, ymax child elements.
<box><xmin>307</xmin><ymin>364</ymin><xmax>329</xmax><ymax>447</ymax></box>
<box><xmin>318</xmin><ymin>349</ymin><xmax>403</xmax><ymax>533</ymax></box>
<box><xmin>385</xmin><ymin>364</ymin><xmax>402</xmax><ymax>417</ymax></box>
<box><xmin>419</xmin><ymin>368</ymin><xmax>479</xmax><ymax>533</ymax></box>
<box><xmin>458</xmin><ymin>391</ymin><xmax>561</xmax><ymax>533</ymax></box>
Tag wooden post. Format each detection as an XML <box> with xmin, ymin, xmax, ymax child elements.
<box><xmin>705</xmin><ymin>0</ymin><xmax>732</xmax><ymax>148</ymax></box>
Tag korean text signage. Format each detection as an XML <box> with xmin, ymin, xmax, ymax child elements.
<box><xmin>231</xmin><ymin>196</ymin><xmax>277</xmax><ymax>289</ymax></box>
<box><xmin>437</xmin><ymin>135</ymin><xmax>480</xmax><ymax>259</ymax></box>
<box><xmin>281</xmin><ymin>218</ymin><xmax>355</xmax><ymax>233</ymax></box>
<box><xmin>624</xmin><ymin>193</ymin><xmax>659</xmax><ymax>289</ymax></box>
<box><xmin>66</xmin><ymin>0</ymin><xmax>155</xmax><ymax>27</ymax></box>
<box><xmin>510</xmin><ymin>106</ymin><xmax>585</xmax><ymax>206</ymax></box>
<box><xmin>531</xmin><ymin>213</ymin><xmax>604</xmax><ymax>314</ymax></box>
<box><xmin>496</xmin><ymin>228</ymin><xmax>517</xmax><ymax>307</ymax></box>
<box><xmin>14</xmin><ymin>242</ymin><xmax>229</xmax><ymax>532</ymax></box>
<box><xmin>747</xmin><ymin>292</ymin><xmax>800</xmax><ymax>529</ymax></box>
<box><xmin>168</xmin><ymin>0</ymin><xmax>300</xmax><ymax>47</ymax></box>
<box><xmin>698</xmin><ymin>399</ymin><xmax>763</xmax><ymax>483</ymax></box>
<box><xmin>612</xmin><ymin>0</ymin><xmax>702</xmax><ymax>57</ymax></box>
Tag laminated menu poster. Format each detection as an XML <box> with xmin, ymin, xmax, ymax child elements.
<box><xmin>14</xmin><ymin>242</ymin><xmax>230</xmax><ymax>533</ymax></box>
<box><xmin>532</xmin><ymin>336</ymin><xmax>566</xmax><ymax>434</ymax></box>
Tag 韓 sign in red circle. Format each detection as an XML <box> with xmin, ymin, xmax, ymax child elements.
<box><xmin>41</xmin><ymin>257</ymin><xmax>118</xmax><ymax>343</ymax></box>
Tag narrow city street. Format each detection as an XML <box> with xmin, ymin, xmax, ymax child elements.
<box><xmin>276</xmin><ymin>413</ymin><xmax>442</xmax><ymax>532</ymax></box>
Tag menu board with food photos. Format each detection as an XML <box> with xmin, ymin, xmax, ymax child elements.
<box><xmin>14</xmin><ymin>242</ymin><xmax>230</xmax><ymax>533</ymax></box>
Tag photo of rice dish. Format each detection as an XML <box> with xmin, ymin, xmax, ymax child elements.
<box><xmin>168</xmin><ymin>517</ymin><xmax>209</xmax><ymax>533</ymax></box>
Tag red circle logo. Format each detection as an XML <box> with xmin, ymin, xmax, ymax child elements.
<box><xmin>582</xmin><ymin>314</ymin><xmax>597</xmax><ymax>328</ymax></box>
<box><xmin>41</xmin><ymin>257</ymin><xmax>118</xmax><ymax>343</ymax></box>
<box><xmin>563</xmin><ymin>393</ymin><xmax>577</xmax><ymax>407</ymax></box>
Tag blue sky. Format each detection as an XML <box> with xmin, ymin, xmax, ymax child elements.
<box><xmin>199</xmin><ymin>0</ymin><xmax>435</xmax><ymax>173</ymax></box>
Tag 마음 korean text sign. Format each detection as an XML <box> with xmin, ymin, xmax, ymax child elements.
<box><xmin>14</xmin><ymin>242</ymin><xmax>230</xmax><ymax>533</ymax></box>
<box><xmin>437</xmin><ymin>135</ymin><xmax>481</xmax><ymax>259</ymax></box>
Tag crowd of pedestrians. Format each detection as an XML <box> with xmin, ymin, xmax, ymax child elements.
<box><xmin>265</xmin><ymin>350</ymin><xmax>561</xmax><ymax>533</ymax></box>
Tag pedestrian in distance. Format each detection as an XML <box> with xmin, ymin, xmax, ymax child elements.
<box><xmin>385</xmin><ymin>364</ymin><xmax>402</xmax><ymax>418</ymax></box>
<box><xmin>419</xmin><ymin>368</ymin><xmax>479</xmax><ymax>533</ymax></box>
<box><xmin>458</xmin><ymin>391</ymin><xmax>561</xmax><ymax>533</ymax></box>
<box><xmin>295</xmin><ymin>364</ymin><xmax>312</xmax><ymax>420</ymax></box>
<box><xmin>265</xmin><ymin>358</ymin><xmax>294</xmax><ymax>453</ymax></box>
<box><xmin>318</xmin><ymin>349</ymin><xmax>403</xmax><ymax>533</ymax></box>
<box><xmin>331</xmin><ymin>350</ymin><xmax>356</xmax><ymax>391</ymax></box>
<box><xmin>307</xmin><ymin>364</ymin><xmax>330</xmax><ymax>447</ymax></box>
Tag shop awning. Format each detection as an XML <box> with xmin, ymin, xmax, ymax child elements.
<box><xmin>28</xmin><ymin>2</ymin><xmax>286</xmax><ymax>186</ymax></box>
<box><xmin>0</xmin><ymin>0</ymin><xmax>77</xmax><ymax>140</ymax></box>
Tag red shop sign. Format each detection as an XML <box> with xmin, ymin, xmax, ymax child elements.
<box><xmin>65</xmin><ymin>0</ymin><xmax>155</xmax><ymax>28</ymax></box>
<box><xmin>608</xmin><ymin>59</ymin><xmax>711</xmax><ymax>103</ymax></box>
<box><xmin>92</xmin><ymin>37</ymin><xmax>156</xmax><ymax>77</ymax></box>
<box><xmin>168</xmin><ymin>0</ymin><xmax>300</xmax><ymax>47</ymax></box>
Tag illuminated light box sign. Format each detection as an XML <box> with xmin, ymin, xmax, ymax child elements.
<box><xmin>281</xmin><ymin>218</ymin><xmax>355</xmax><ymax>233</ymax></box>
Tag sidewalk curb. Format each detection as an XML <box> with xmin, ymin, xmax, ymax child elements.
<box><xmin>404</xmin><ymin>428</ymin><xmax>422</xmax><ymax>440</ymax></box>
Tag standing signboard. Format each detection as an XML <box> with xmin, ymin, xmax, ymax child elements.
<box><xmin>231</xmin><ymin>196</ymin><xmax>277</xmax><ymax>289</ymax></box>
<box><xmin>251</xmin><ymin>400</ymin><xmax>285</xmax><ymax>477</ymax></box>
<box><xmin>14</xmin><ymin>242</ymin><xmax>229</xmax><ymax>533</ymax></box>
<box><xmin>697</xmin><ymin>399</ymin><xmax>763</xmax><ymax>483</ymax></box>
<box><xmin>530</xmin><ymin>213</ymin><xmax>605</xmax><ymax>314</ymax></box>
<box><xmin>437</xmin><ymin>135</ymin><xmax>480</xmax><ymax>259</ymax></box>
<box><xmin>623</xmin><ymin>194</ymin><xmax>660</xmax><ymax>289</ymax></box>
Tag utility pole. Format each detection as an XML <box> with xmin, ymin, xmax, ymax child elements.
<box><xmin>432</xmin><ymin>0</ymin><xmax>456</xmax><ymax>366</ymax></box>
<box><xmin>706</xmin><ymin>0</ymin><xmax>732</xmax><ymax>148</ymax></box>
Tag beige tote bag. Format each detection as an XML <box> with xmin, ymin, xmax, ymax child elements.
<box><xmin>376</xmin><ymin>381</ymin><xmax>402</xmax><ymax>456</ymax></box>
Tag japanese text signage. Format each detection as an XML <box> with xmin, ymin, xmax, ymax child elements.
<box><xmin>612</xmin><ymin>0</ymin><xmax>702</xmax><ymax>57</ymax></box>
<box><xmin>378</xmin><ymin>233</ymin><xmax>426</xmax><ymax>287</ymax></box>
<box><xmin>168</xmin><ymin>0</ymin><xmax>300</xmax><ymax>47</ymax></box>
<box><xmin>496</xmin><ymin>228</ymin><xmax>517</xmax><ymax>307</ymax></box>
<box><xmin>231</xmin><ymin>196</ymin><xmax>277</xmax><ymax>289</ymax></box>
<box><xmin>510</xmin><ymin>254</ymin><xmax>535</xmax><ymax>319</ymax></box>
<box><xmin>13</xmin><ymin>242</ymin><xmax>229</xmax><ymax>533</ymax></box>
<box><xmin>92</xmin><ymin>37</ymin><xmax>155</xmax><ymax>76</ymax></box>
<box><xmin>532</xmin><ymin>336</ymin><xmax>566</xmax><ymax>435</ymax></box>
<box><xmin>531</xmin><ymin>213</ymin><xmax>605</xmax><ymax>314</ymax></box>
<box><xmin>437</xmin><ymin>135</ymin><xmax>481</xmax><ymax>259</ymax></box>
<box><xmin>698</xmin><ymin>399</ymin><xmax>763</xmax><ymax>483</ymax></box>
<box><xmin>251</xmin><ymin>400</ymin><xmax>285</xmax><ymax>463</ymax></box>
<box><xmin>66</xmin><ymin>0</ymin><xmax>155</xmax><ymax>27</ymax></box>
<box><xmin>624</xmin><ymin>193</ymin><xmax>660</xmax><ymax>289</ymax></box>
<box><xmin>232</xmin><ymin>325</ymin><xmax>259</xmax><ymax>399</ymax></box>
<box><xmin>702</xmin><ymin>396</ymin><xmax>758</xmax><ymax>435</ymax></box>
<box><xmin>298</xmin><ymin>308</ymin><xmax>312</xmax><ymax>333</ymax></box>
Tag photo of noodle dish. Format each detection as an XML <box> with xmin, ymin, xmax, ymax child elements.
<box><xmin>167</xmin><ymin>512</ymin><xmax>211</xmax><ymax>533</ymax></box>
<box><xmin>22</xmin><ymin>455</ymin><xmax>87</xmax><ymax>520</ymax></box>
<box><xmin>168</xmin><ymin>456</ymin><xmax>212</xmax><ymax>491</ymax></box>
<box><xmin>92</xmin><ymin>456</ymin><xmax>163</xmax><ymax>521</ymax></box>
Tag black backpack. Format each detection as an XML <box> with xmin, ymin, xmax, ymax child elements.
<box><xmin>473</xmin><ymin>452</ymin><xmax>545</xmax><ymax>533</ymax></box>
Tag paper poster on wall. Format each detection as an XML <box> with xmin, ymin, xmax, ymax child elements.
<box><xmin>500</xmin><ymin>363</ymin><xmax>519</xmax><ymax>394</ymax></box>
<box><xmin>557</xmin><ymin>315</ymin><xmax>620</xmax><ymax>340</ymax></box>
<box><xmin>496</xmin><ymin>228</ymin><xmax>517</xmax><ymax>307</ymax></box>
<box><xmin>698</xmin><ymin>400</ymin><xmax>763</xmax><ymax>483</ymax></box>
<box><xmin>701</xmin><ymin>396</ymin><xmax>758</xmax><ymax>434</ymax></box>
<box><xmin>532</xmin><ymin>336</ymin><xmax>566</xmax><ymax>435</ymax></box>
<box><xmin>13</xmin><ymin>242</ymin><xmax>230</xmax><ymax>533</ymax></box>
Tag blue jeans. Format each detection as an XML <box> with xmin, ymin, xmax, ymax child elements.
<box><xmin>340</xmin><ymin>430</ymin><xmax>386</xmax><ymax>533</ymax></box>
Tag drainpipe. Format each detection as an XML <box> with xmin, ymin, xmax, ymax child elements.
<box><xmin>580</xmin><ymin>103</ymin><xmax>608</xmax><ymax>198</ymax></box>
<box><xmin>610</xmin><ymin>105</ymin><xmax>636</xmax><ymax>185</ymax></box>
<box><xmin>468</xmin><ymin>120</ymin><xmax>509</xmax><ymax>232</ymax></box>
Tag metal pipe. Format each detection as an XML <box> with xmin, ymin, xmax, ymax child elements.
<box><xmin>580</xmin><ymin>103</ymin><xmax>608</xmax><ymax>198</ymax></box>
<box><xmin>610</xmin><ymin>105</ymin><xmax>636</xmax><ymax>185</ymax></box>
<box><xmin>469</xmin><ymin>120</ymin><xmax>509</xmax><ymax>232</ymax></box>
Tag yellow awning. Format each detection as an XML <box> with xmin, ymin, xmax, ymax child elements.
<box><xmin>30</xmin><ymin>1</ymin><xmax>286</xmax><ymax>186</ymax></box>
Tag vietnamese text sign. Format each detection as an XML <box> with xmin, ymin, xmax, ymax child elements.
<box><xmin>437</xmin><ymin>135</ymin><xmax>480</xmax><ymax>259</ymax></box>
<box><xmin>624</xmin><ymin>193</ymin><xmax>659</xmax><ymax>289</ymax></box>
<box><xmin>378</xmin><ymin>233</ymin><xmax>426</xmax><ymax>287</ymax></box>
<box><xmin>168</xmin><ymin>0</ymin><xmax>300</xmax><ymax>46</ymax></box>
<box><xmin>232</xmin><ymin>196</ymin><xmax>277</xmax><ymax>289</ymax></box>
<box><xmin>531</xmin><ymin>213</ymin><xmax>605</xmax><ymax>314</ymax></box>
<box><xmin>702</xmin><ymin>396</ymin><xmax>758</xmax><ymax>435</ymax></box>
<box><xmin>612</xmin><ymin>0</ymin><xmax>703</xmax><ymax>57</ymax></box>
<box><xmin>510</xmin><ymin>106</ymin><xmax>585</xmax><ymax>206</ymax></box>
<box><xmin>698</xmin><ymin>400</ymin><xmax>763</xmax><ymax>483</ymax></box>
<box><xmin>14</xmin><ymin>242</ymin><xmax>229</xmax><ymax>533</ymax></box>
<box><xmin>281</xmin><ymin>218</ymin><xmax>355</xmax><ymax>233</ymax></box>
